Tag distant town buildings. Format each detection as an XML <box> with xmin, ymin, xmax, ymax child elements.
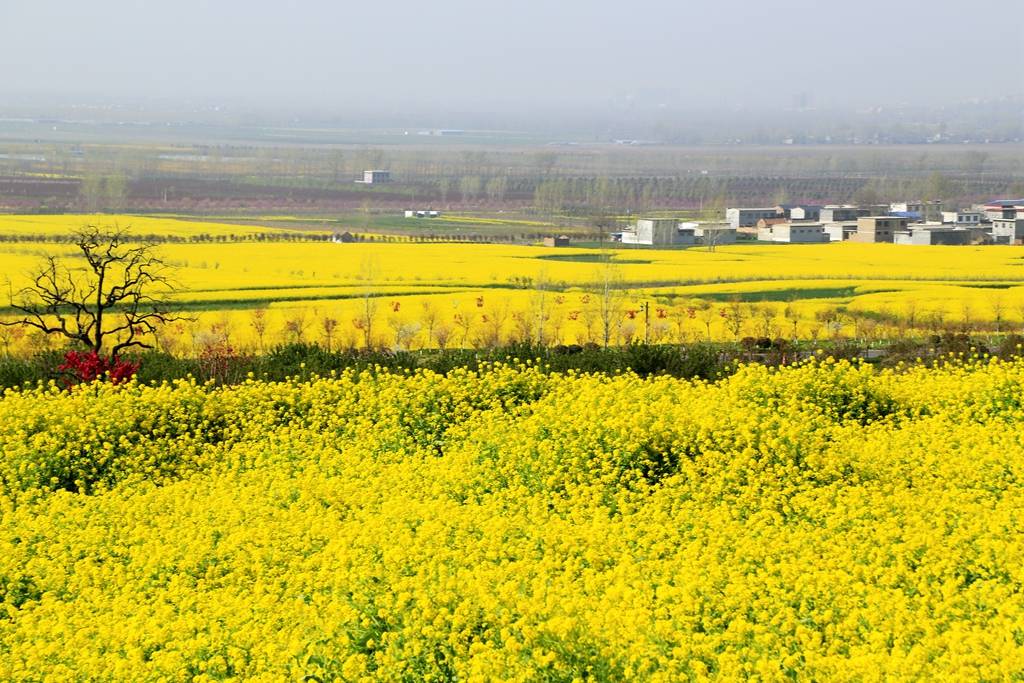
<box><xmin>723</xmin><ymin>197</ymin><xmax>1024</xmax><ymax>247</ymax></box>
<box><xmin>416</xmin><ymin>129</ymin><xmax>466</xmax><ymax>136</ymax></box>
<box><xmin>605</xmin><ymin>197</ymin><xmax>1022</xmax><ymax>249</ymax></box>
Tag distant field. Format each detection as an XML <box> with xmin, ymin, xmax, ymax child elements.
<box><xmin>1</xmin><ymin>214</ymin><xmax>1023</xmax><ymax>352</ymax></box>
<box><xmin>0</xmin><ymin>214</ymin><xmax>304</xmax><ymax>238</ymax></box>
<box><xmin>198</xmin><ymin>211</ymin><xmax>582</xmax><ymax>237</ymax></box>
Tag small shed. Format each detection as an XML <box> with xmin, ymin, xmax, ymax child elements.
<box><xmin>543</xmin><ymin>235</ymin><xmax>571</xmax><ymax>247</ymax></box>
<box><xmin>334</xmin><ymin>231</ymin><xmax>356</xmax><ymax>243</ymax></box>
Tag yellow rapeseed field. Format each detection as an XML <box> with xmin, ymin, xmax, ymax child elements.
<box><xmin>2</xmin><ymin>358</ymin><xmax>1024</xmax><ymax>679</ymax></box>
<box><xmin>1</xmin><ymin>214</ymin><xmax>1022</xmax><ymax>352</ymax></box>
<box><xmin>0</xmin><ymin>214</ymin><xmax>303</xmax><ymax>238</ymax></box>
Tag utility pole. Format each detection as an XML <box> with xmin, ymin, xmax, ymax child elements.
<box><xmin>642</xmin><ymin>301</ymin><xmax>650</xmax><ymax>344</ymax></box>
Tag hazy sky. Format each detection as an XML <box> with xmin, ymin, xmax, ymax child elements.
<box><xmin>1</xmin><ymin>0</ymin><xmax>1021</xmax><ymax>113</ymax></box>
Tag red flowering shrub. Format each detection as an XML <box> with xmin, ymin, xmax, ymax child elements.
<box><xmin>58</xmin><ymin>351</ymin><xmax>139</xmax><ymax>386</ymax></box>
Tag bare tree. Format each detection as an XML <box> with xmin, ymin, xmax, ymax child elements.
<box><xmin>79</xmin><ymin>174</ymin><xmax>104</xmax><ymax>212</ymax></box>
<box><xmin>697</xmin><ymin>304</ymin><xmax>717</xmax><ymax>341</ymax></box>
<box><xmin>354</xmin><ymin>257</ymin><xmax>379</xmax><ymax>349</ymax></box>
<box><xmin>593</xmin><ymin>258</ymin><xmax>626</xmax><ymax>348</ymax></box>
<box><xmin>757</xmin><ymin>304</ymin><xmax>778</xmax><ymax>339</ymax></box>
<box><xmin>991</xmin><ymin>296</ymin><xmax>1005</xmax><ymax>334</ymax></box>
<box><xmin>419</xmin><ymin>300</ymin><xmax>440</xmax><ymax>348</ymax></box>
<box><xmin>321</xmin><ymin>314</ymin><xmax>339</xmax><ymax>351</ymax></box>
<box><xmin>782</xmin><ymin>300</ymin><xmax>800</xmax><ymax>339</ymax></box>
<box><xmin>453</xmin><ymin>310</ymin><xmax>474</xmax><ymax>348</ymax></box>
<box><xmin>531</xmin><ymin>271</ymin><xmax>552</xmax><ymax>346</ymax></box>
<box><xmin>2</xmin><ymin>225</ymin><xmax>185</xmax><ymax>359</ymax></box>
<box><xmin>722</xmin><ymin>299</ymin><xmax>746</xmax><ymax>340</ymax></box>
<box><xmin>284</xmin><ymin>311</ymin><xmax>310</xmax><ymax>344</ymax></box>
<box><xmin>480</xmin><ymin>299</ymin><xmax>509</xmax><ymax>348</ymax></box>
<box><xmin>701</xmin><ymin>194</ymin><xmax>728</xmax><ymax>252</ymax></box>
<box><xmin>250</xmin><ymin>307</ymin><xmax>269</xmax><ymax>353</ymax></box>
<box><xmin>433</xmin><ymin>322</ymin><xmax>452</xmax><ymax>350</ymax></box>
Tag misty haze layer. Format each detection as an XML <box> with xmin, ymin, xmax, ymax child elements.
<box><xmin>1</xmin><ymin>0</ymin><xmax>1021</xmax><ymax>114</ymax></box>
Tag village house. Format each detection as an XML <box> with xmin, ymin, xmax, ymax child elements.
<box><xmin>894</xmin><ymin>226</ymin><xmax>973</xmax><ymax>246</ymax></box>
<box><xmin>981</xmin><ymin>199</ymin><xmax>1024</xmax><ymax>221</ymax></box>
<box><xmin>726</xmin><ymin>207</ymin><xmax>780</xmax><ymax>229</ymax></box>
<box><xmin>992</xmin><ymin>218</ymin><xmax>1024</xmax><ymax>244</ymax></box>
<box><xmin>686</xmin><ymin>222</ymin><xmax>738</xmax><ymax>245</ymax></box>
<box><xmin>823</xmin><ymin>221</ymin><xmax>859</xmax><ymax>242</ymax></box>
<box><xmin>819</xmin><ymin>205</ymin><xmax>868</xmax><ymax>222</ymax></box>
<box><xmin>755</xmin><ymin>217</ymin><xmax>789</xmax><ymax>230</ymax></box>
<box><xmin>776</xmin><ymin>204</ymin><xmax>823</xmax><ymax>221</ymax></box>
<box><xmin>356</xmin><ymin>170</ymin><xmax>391</xmax><ymax>184</ymax></box>
<box><xmin>940</xmin><ymin>210</ymin><xmax>982</xmax><ymax>226</ymax></box>
<box><xmin>620</xmin><ymin>218</ymin><xmax>696</xmax><ymax>246</ymax></box>
<box><xmin>757</xmin><ymin>222</ymin><xmax>828</xmax><ymax>243</ymax></box>
<box><xmin>849</xmin><ymin>216</ymin><xmax>908</xmax><ymax>243</ymax></box>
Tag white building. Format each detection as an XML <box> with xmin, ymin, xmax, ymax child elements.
<box><xmin>404</xmin><ymin>210</ymin><xmax>441</xmax><ymax>218</ymax></box>
<box><xmin>823</xmin><ymin>221</ymin><xmax>858</xmax><ymax>242</ymax></box>
<box><xmin>940</xmin><ymin>210</ymin><xmax>982</xmax><ymax>226</ymax></box>
<box><xmin>980</xmin><ymin>200</ymin><xmax>1024</xmax><ymax>221</ymax></box>
<box><xmin>621</xmin><ymin>218</ymin><xmax>696</xmax><ymax>245</ymax></box>
<box><xmin>890</xmin><ymin>201</ymin><xmax>924</xmax><ymax>214</ymax></box>
<box><xmin>726</xmin><ymin>207</ymin><xmax>779</xmax><ymax>229</ymax></box>
<box><xmin>356</xmin><ymin>170</ymin><xmax>391</xmax><ymax>184</ymax></box>
<box><xmin>757</xmin><ymin>222</ymin><xmax>828</xmax><ymax>243</ymax></box>
<box><xmin>894</xmin><ymin>227</ymin><xmax>972</xmax><ymax>246</ymax></box>
<box><xmin>891</xmin><ymin>200</ymin><xmax>942</xmax><ymax>220</ymax></box>
<box><xmin>682</xmin><ymin>222</ymin><xmax>737</xmax><ymax>245</ymax></box>
<box><xmin>788</xmin><ymin>205</ymin><xmax>822</xmax><ymax>221</ymax></box>
<box><xmin>992</xmin><ymin>218</ymin><xmax>1024</xmax><ymax>243</ymax></box>
<box><xmin>819</xmin><ymin>205</ymin><xmax>865</xmax><ymax>222</ymax></box>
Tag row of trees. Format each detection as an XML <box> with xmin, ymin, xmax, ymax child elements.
<box><xmin>9</xmin><ymin>149</ymin><xmax>1021</xmax><ymax>219</ymax></box>
<box><xmin>119</xmin><ymin>296</ymin><xmax>1024</xmax><ymax>361</ymax></box>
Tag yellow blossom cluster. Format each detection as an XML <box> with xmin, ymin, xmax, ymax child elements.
<box><xmin>2</xmin><ymin>358</ymin><xmax>1024</xmax><ymax>679</ymax></box>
